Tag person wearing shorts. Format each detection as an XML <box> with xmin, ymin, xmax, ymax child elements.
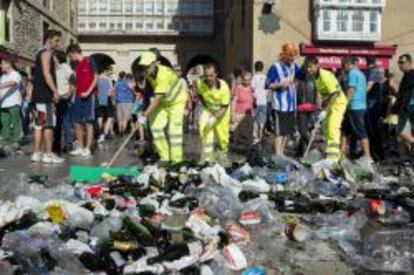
<box><xmin>67</xmin><ymin>44</ymin><xmax>98</xmax><ymax>158</ymax></box>
<box><xmin>251</xmin><ymin>61</ymin><xmax>268</xmax><ymax>143</ymax></box>
<box><xmin>115</xmin><ymin>72</ymin><xmax>134</xmax><ymax>135</ymax></box>
<box><xmin>341</xmin><ymin>56</ymin><xmax>372</xmax><ymax>166</ymax></box>
<box><xmin>96</xmin><ymin>71</ymin><xmax>115</xmax><ymax>143</ymax></box>
<box><xmin>31</xmin><ymin>30</ymin><xmax>64</xmax><ymax>164</ymax></box>
<box><xmin>266</xmin><ymin>43</ymin><xmax>302</xmax><ymax>156</ymax></box>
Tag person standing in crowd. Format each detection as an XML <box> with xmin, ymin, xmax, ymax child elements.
<box><xmin>196</xmin><ymin>63</ymin><xmax>231</xmax><ymax>163</ymax></box>
<box><xmin>67</xmin><ymin>44</ymin><xmax>98</xmax><ymax>158</ymax></box>
<box><xmin>341</xmin><ymin>57</ymin><xmax>373</xmax><ymax>166</ymax></box>
<box><xmin>251</xmin><ymin>61</ymin><xmax>268</xmax><ymax>144</ymax></box>
<box><xmin>296</xmin><ymin>66</ymin><xmax>319</xmax><ymax>158</ymax></box>
<box><xmin>31</xmin><ymin>29</ymin><xmax>64</xmax><ymax>163</ymax></box>
<box><xmin>115</xmin><ymin>71</ymin><xmax>135</xmax><ymax>135</ymax></box>
<box><xmin>266</xmin><ymin>43</ymin><xmax>301</xmax><ymax>156</ymax></box>
<box><xmin>96</xmin><ymin>70</ymin><xmax>115</xmax><ymax>144</ymax></box>
<box><xmin>0</xmin><ymin>58</ymin><xmax>23</xmax><ymax>150</ymax></box>
<box><xmin>135</xmin><ymin>51</ymin><xmax>187</xmax><ymax>165</ymax></box>
<box><xmin>366</xmin><ymin>56</ymin><xmax>385</xmax><ymax>161</ymax></box>
<box><xmin>231</xmin><ymin>72</ymin><xmax>255</xmax><ymax>152</ymax></box>
<box><xmin>53</xmin><ymin>50</ymin><xmax>74</xmax><ymax>153</ymax></box>
<box><xmin>392</xmin><ymin>54</ymin><xmax>414</xmax><ymax>152</ymax></box>
<box><xmin>20</xmin><ymin>73</ymin><xmax>33</xmax><ymax>138</ymax></box>
<box><xmin>306</xmin><ymin>57</ymin><xmax>348</xmax><ymax>163</ymax></box>
<box><xmin>382</xmin><ymin>72</ymin><xmax>399</xmax><ymax>156</ymax></box>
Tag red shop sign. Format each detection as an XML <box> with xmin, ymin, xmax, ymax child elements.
<box><xmin>301</xmin><ymin>43</ymin><xmax>397</xmax><ymax>57</ymax></box>
<box><xmin>317</xmin><ymin>56</ymin><xmax>390</xmax><ymax>70</ymax></box>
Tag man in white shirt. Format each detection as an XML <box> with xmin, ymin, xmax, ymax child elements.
<box><xmin>53</xmin><ymin>50</ymin><xmax>75</xmax><ymax>153</ymax></box>
<box><xmin>251</xmin><ymin>61</ymin><xmax>268</xmax><ymax>143</ymax></box>
<box><xmin>0</xmin><ymin>58</ymin><xmax>22</xmax><ymax>149</ymax></box>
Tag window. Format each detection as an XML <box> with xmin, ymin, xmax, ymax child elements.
<box><xmin>110</xmin><ymin>1</ymin><xmax>122</xmax><ymax>13</ymax></box>
<box><xmin>241</xmin><ymin>0</ymin><xmax>246</xmax><ymax>28</ymax></box>
<box><xmin>124</xmin><ymin>0</ymin><xmax>133</xmax><ymax>14</ymax></box>
<box><xmin>89</xmin><ymin>22</ymin><xmax>97</xmax><ymax>29</ymax></box>
<box><xmin>352</xmin><ymin>10</ymin><xmax>364</xmax><ymax>32</ymax></box>
<box><xmin>156</xmin><ymin>21</ymin><xmax>164</xmax><ymax>30</ymax></box>
<box><xmin>5</xmin><ymin>6</ymin><xmax>12</xmax><ymax>42</ymax></box>
<box><xmin>125</xmin><ymin>22</ymin><xmax>133</xmax><ymax>31</ymax></box>
<box><xmin>79</xmin><ymin>0</ymin><xmax>87</xmax><ymax>14</ymax></box>
<box><xmin>369</xmin><ymin>10</ymin><xmax>378</xmax><ymax>33</ymax></box>
<box><xmin>336</xmin><ymin>10</ymin><xmax>348</xmax><ymax>32</ymax></box>
<box><xmin>230</xmin><ymin>21</ymin><xmax>234</xmax><ymax>45</ymax></box>
<box><xmin>117</xmin><ymin>22</ymin><xmax>123</xmax><ymax>30</ymax></box>
<box><xmin>145</xmin><ymin>22</ymin><xmax>154</xmax><ymax>30</ymax></box>
<box><xmin>166</xmin><ymin>1</ymin><xmax>179</xmax><ymax>15</ymax></box>
<box><xmin>98</xmin><ymin>0</ymin><xmax>108</xmax><ymax>13</ymax></box>
<box><xmin>135</xmin><ymin>22</ymin><xmax>143</xmax><ymax>29</ymax></box>
<box><xmin>322</xmin><ymin>10</ymin><xmax>331</xmax><ymax>31</ymax></box>
<box><xmin>79</xmin><ymin>22</ymin><xmax>86</xmax><ymax>30</ymax></box>
<box><xmin>155</xmin><ymin>0</ymin><xmax>164</xmax><ymax>15</ymax></box>
<box><xmin>145</xmin><ymin>0</ymin><xmax>154</xmax><ymax>15</ymax></box>
<box><xmin>109</xmin><ymin>22</ymin><xmax>115</xmax><ymax>30</ymax></box>
<box><xmin>135</xmin><ymin>2</ymin><xmax>144</xmax><ymax>14</ymax></box>
<box><xmin>90</xmin><ymin>0</ymin><xmax>98</xmax><ymax>13</ymax></box>
<box><xmin>43</xmin><ymin>21</ymin><xmax>50</xmax><ymax>38</ymax></box>
<box><xmin>43</xmin><ymin>0</ymin><xmax>51</xmax><ymax>9</ymax></box>
<box><xmin>99</xmin><ymin>22</ymin><xmax>106</xmax><ymax>29</ymax></box>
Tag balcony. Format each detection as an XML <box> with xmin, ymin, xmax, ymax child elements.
<box><xmin>78</xmin><ymin>16</ymin><xmax>214</xmax><ymax>36</ymax></box>
<box><xmin>314</xmin><ymin>0</ymin><xmax>386</xmax><ymax>9</ymax></box>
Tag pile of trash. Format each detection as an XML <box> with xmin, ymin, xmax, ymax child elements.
<box><xmin>0</xmin><ymin>154</ymin><xmax>414</xmax><ymax>274</ymax></box>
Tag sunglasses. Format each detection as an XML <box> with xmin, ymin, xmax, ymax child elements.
<box><xmin>398</xmin><ymin>60</ymin><xmax>407</xmax><ymax>65</ymax></box>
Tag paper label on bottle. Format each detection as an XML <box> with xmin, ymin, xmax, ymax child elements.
<box><xmin>187</xmin><ymin>241</ymin><xmax>203</xmax><ymax>256</ymax></box>
<box><xmin>223</xmin><ymin>244</ymin><xmax>248</xmax><ymax>271</ymax></box>
<box><xmin>239</xmin><ymin>211</ymin><xmax>262</xmax><ymax>225</ymax></box>
<box><xmin>225</xmin><ymin>224</ymin><xmax>251</xmax><ymax>245</ymax></box>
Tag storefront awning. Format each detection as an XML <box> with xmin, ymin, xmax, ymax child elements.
<box><xmin>300</xmin><ymin>43</ymin><xmax>397</xmax><ymax>70</ymax></box>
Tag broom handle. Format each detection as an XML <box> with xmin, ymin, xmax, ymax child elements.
<box><xmin>107</xmin><ymin>128</ymin><xmax>138</xmax><ymax>168</ymax></box>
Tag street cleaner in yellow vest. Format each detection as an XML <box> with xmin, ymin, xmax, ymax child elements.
<box><xmin>306</xmin><ymin>57</ymin><xmax>348</xmax><ymax>169</ymax></box>
<box><xmin>196</xmin><ymin>63</ymin><xmax>231</xmax><ymax>164</ymax></box>
<box><xmin>136</xmin><ymin>51</ymin><xmax>187</xmax><ymax>164</ymax></box>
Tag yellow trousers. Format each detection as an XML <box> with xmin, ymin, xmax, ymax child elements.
<box><xmin>325</xmin><ymin>102</ymin><xmax>347</xmax><ymax>161</ymax></box>
<box><xmin>149</xmin><ymin>102</ymin><xmax>186</xmax><ymax>163</ymax></box>
<box><xmin>199</xmin><ymin>109</ymin><xmax>231</xmax><ymax>162</ymax></box>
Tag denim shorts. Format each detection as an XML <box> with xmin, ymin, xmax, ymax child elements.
<box><xmin>255</xmin><ymin>105</ymin><xmax>267</xmax><ymax>124</ymax></box>
<box><xmin>342</xmin><ymin>110</ymin><xmax>368</xmax><ymax>140</ymax></box>
<box><xmin>72</xmin><ymin>96</ymin><xmax>95</xmax><ymax>124</ymax></box>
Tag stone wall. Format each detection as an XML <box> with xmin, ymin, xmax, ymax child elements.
<box><xmin>8</xmin><ymin>0</ymin><xmax>77</xmax><ymax>62</ymax></box>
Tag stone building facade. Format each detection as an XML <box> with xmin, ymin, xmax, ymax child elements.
<box><xmin>0</xmin><ymin>0</ymin><xmax>78</xmax><ymax>73</ymax></box>
<box><xmin>224</xmin><ymin>0</ymin><xmax>414</xmax><ymax>76</ymax></box>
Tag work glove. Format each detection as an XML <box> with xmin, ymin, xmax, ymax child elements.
<box><xmin>138</xmin><ymin>114</ymin><xmax>147</xmax><ymax>126</ymax></box>
<box><xmin>206</xmin><ymin>115</ymin><xmax>217</xmax><ymax>128</ymax></box>
<box><xmin>317</xmin><ymin>110</ymin><xmax>327</xmax><ymax>122</ymax></box>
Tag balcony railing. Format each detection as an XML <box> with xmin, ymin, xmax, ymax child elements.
<box><xmin>314</xmin><ymin>0</ymin><xmax>386</xmax><ymax>9</ymax></box>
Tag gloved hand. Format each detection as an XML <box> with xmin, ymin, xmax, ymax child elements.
<box><xmin>138</xmin><ymin>114</ymin><xmax>147</xmax><ymax>126</ymax></box>
<box><xmin>318</xmin><ymin>110</ymin><xmax>327</xmax><ymax>122</ymax></box>
<box><xmin>206</xmin><ymin>115</ymin><xmax>217</xmax><ymax>128</ymax></box>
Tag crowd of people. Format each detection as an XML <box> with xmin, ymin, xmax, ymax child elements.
<box><xmin>0</xmin><ymin>29</ymin><xmax>413</xmax><ymax>168</ymax></box>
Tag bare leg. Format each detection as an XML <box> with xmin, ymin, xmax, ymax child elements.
<box><xmin>43</xmin><ymin>129</ymin><xmax>53</xmax><ymax>154</ymax></box>
<box><xmin>85</xmin><ymin>123</ymin><xmax>94</xmax><ymax>150</ymax></box>
<box><xmin>98</xmin><ymin>117</ymin><xmax>103</xmax><ymax>132</ymax></box>
<box><xmin>341</xmin><ymin>136</ymin><xmax>349</xmax><ymax>156</ymax></box>
<box><xmin>399</xmin><ymin>133</ymin><xmax>414</xmax><ymax>144</ymax></box>
<box><xmin>274</xmin><ymin>136</ymin><xmax>284</xmax><ymax>156</ymax></box>
<box><xmin>74</xmin><ymin>123</ymin><xmax>84</xmax><ymax>149</ymax></box>
<box><xmin>139</xmin><ymin>126</ymin><xmax>145</xmax><ymax>141</ymax></box>
<box><xmin>104</xmin><ymin>118</ymin><xmax>113</xmax><ymax>135</ymax></box>
<box><xmin>361</xmin><ymin>138</ymin><xmax>372</xmax><ymax>159</ymax></box>
<box><xmin>33</xmin><ymin>128</ymin><xmax>42</xmax><ymax>154</ymax></box>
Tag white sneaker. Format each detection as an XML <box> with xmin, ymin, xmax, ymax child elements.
<box><xmin>31</xmin><ymin>152</ymin><xmax>42</xmax><ymax>162</ymax></box>
<box><xmin>98</xmin><ymin>134</ymin><xmax>105</xmax><ymax>144</ymax></box>
<box><xmin>81</xmin><ymin>148</ymin><xmax>92</xmax><ymax>157</ymax></box>
<box><xmin>70</xmin><ymin>148</ymin><xmax>84</xmax><ymax>156</ymax></box>
<box><xmin>42</xmin><ymin>153</ymin><xmax>65</xmax><ymax>164</ymax></box>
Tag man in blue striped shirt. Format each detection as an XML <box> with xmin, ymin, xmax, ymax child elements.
<box><xmin>266</xmin><ymin>43</ymin><xmax>302</xmax><ymax>156</ymax></box>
